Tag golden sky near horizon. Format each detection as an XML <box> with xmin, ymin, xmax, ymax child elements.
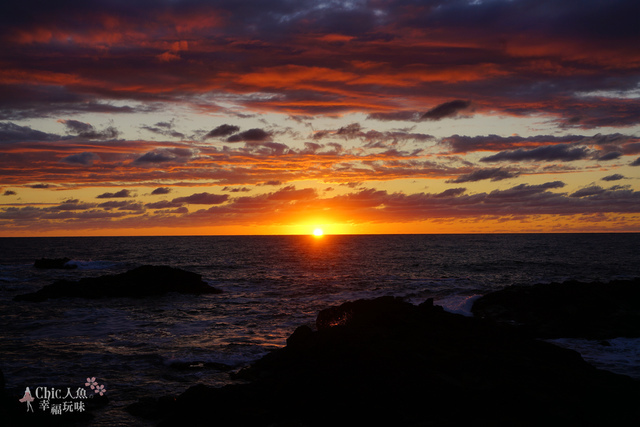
<box><xmin>1</xmin><ymin>0</ymin><xmax>640</xmax><ymax>236</ymax></box>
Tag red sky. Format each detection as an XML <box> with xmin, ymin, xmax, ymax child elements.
<box><xmin>1</xmin><ymin>0</ymin><xmax>639</xmax><ymax>236</ymax></box>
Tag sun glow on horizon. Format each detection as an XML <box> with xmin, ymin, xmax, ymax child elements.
<box><xmin>313</xmin><ymin>228</ymin><xmax>324</xmax><ymax>237</ymax></box>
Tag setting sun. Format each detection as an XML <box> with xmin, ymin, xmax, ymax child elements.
<box><xmin>313</xmin><ymin>228</ymin><xmax>324</xmax><ymax>237</ymax></box>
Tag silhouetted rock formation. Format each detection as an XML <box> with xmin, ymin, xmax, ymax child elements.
<box><xmin>472</xmin><ymin>278</ymin><xmax>640</xmax><ymax>339</ymax></box>
<box><xmin>133</xmin><ymin>296</ymin><xmax>639</xmax><ymax>426</ymax></box>
<box><xmin>33</xmin><ymin>257</ymin><xmax>77</xmax><ymax>269</ymax></box>
<box><xmin>14</xmin><ymin>265</ymin><xmax>222</xmax><ymax>301</ymax></box>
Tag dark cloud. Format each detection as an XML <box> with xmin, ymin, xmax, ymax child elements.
<box><xmin>312</xmin><ymin>124</ymin><xmax>362</xmax><ymax>141</ymax></box>
<box><xmin>442</xmin><ymin>134</ymin><xmax>581</xmax><ymax>154</ymax></box>
<box><xmin>151</xmin><ymin>187</ymin><xmax>172</xmax><ymax>195</ymax></box>
<box><xmin>588</xmin><ymin>133</ymin><xmax>635</xmax><ymax>146</ymax></box>
<box><xmin>61</xmin><ymin>152</ymin><xmax>99</xmax><ymax>166</ymax></box>
<box><xmin>60</xmin><ymin>119</ymin><xmax>120</xmax><ymax>140</ymax></box>
<box><xmin>421</xmin><ymin>100</ymin><xmax>471</xmax><ymax>121</ymax></box>
<box><xmin>141</xmin><ymin>121</ymin><xmax>186</xmax><ymax>139</ymax></box>
<box><xmin>312</xmin><ymin>130</ymin><xmax>331</xmax><ymax>140</ymax></box>
<box><xmin>145</xmin><ymin>200</ymin><xmax>184</xmax><ymax>209</ymax></box>
<box><xmin>339</xmin><ymin>182</ymin><xmax>362</xmax><ymax>188</ymax></box>
<box><xmin>62</xmin><ymin>119</ymin><xmax>93</xmax><ymax>134</ymax></box>
<box><xmin>134</xmin><ymin>148</ymin><xmax>196</xmax><ymax>164</ymax></box>
<box><xmin>265</xmin><ymin>185</ymin><xmax>317</xmax><ymax>201</ymax></box>
<box><xmin>205</xmin><ymin>124</ymin><xmax>240</xmax><ymax>139</ymax></box>
<box><xmin>434</xmin><ymin>188</ymin><xmax>466</xmax><ymax>198</ymax></box>
<box><xmin>171</xmin><ymin>192</ymin><xmax>229</xmax><ymax>205</ymax></box>
<box><xmin>134</xmin><ymin>152</ymin><xmax>176</xmax><ymax>164</ymax></box>
<box><xmin>0</xmin><ymin>84</ymin><xmax>147</xmax><ymax>120</ymax></box>
<box><xmin>222</xmin><ymin>186</ymin><xmax>251</xmax><ymax>192</ymax></box>
<box><xmin>446</xmin><ymin>168</ymin><xmax>519</xmax><ymax>183</ymax></box>
<box><xmin>486</xmin><ymin>182</ymin><xmax>566</xmax><ymax>200</ymax></box>
<box><xmin>259</xmin><ymin>180</ymin><xmax>282</xmax><ymax>186</ymax></box>
<box><xmin>622</xmin><ymin>143</ymin><xmax>640</xmax><ymax>155</ymax></box>
<box><xmin>366</xmin><ymin>111</ymin><xmax>423</xmax><ymax>122</ymax></box>
<box><xmin>28</xmin><ymin>183</ymin><xmax>52</xmax><ymax>189</ymax></box>
<box><xmin>601</xmin><ymin>174</ymin><xmax>625</xmax><ymax>182</ymax></box>
<box><xmin>363</xmin><ymin>130</ymin><xmax>434</xmax><ymax>145</ymax></box>
<box><xmin>49</xmin><ymin>200</ymin><xmax>96</xmax><ymax>211</ymax></box>
<box><xmin>336</xmin><ymin>123</ymin><xmax>362</xmax><ymax>139</ymax></box>
<box><xmin>302</xmin><ymin>142</ymin><xmax>322</xmax><ymax>153</ymax></box>
<box><xmin>311</xmin><ymin>125</ymin><xmax>432</xmax><ymax>147</ymax></box>
<box><xmin>96</xmin><ymin>189</ymin><xmax>133</xmax><ymax>199</ymax></box>
<box><xmin>596</xmin><ymin>151</ymin><xmax>622</xmax><ymax>161</ymax></box>
<box><xmin>481</xmin><ymin>144</ymin><xmax>592</xmax><ymax>163</ymax></box>
<box><xmin>554</xmin><ymin>101</ymin><xmax>640</xmax><ymax>129</ymax></box>
<box><xmin>0</xmin><ymin>122</ymin><xmax>65</xmax><ymax>143</ymax></box>
<box><xmin>155</xmin><ymin>207</ymin><xmax>189</xmax><ymax>214</ymax></box>
<box><xmin>226</xmin><ymin>129</ymin><xmax>271</xmax><ymax>143</ymax></box>
<box><xmin>631</xmin><ymin>157</ymin><xmax>640</xmax><ymax>166</ymax></box>
<box><xmin>97</xmin><ymin>201</ymin><xmax>145</xmax><ymax>211</ymax></box>
<box><xmin>608</xmin><ymin>184</ymin><xmax>631</xmax><ymax>191</ymax></box>
<box><xmin>3</xmin><ymin>190</ymin><xmax>17</xmax><ymax>196</ymax></box>
<box><xmin>570</xmin><ymin>186</ymin><xmax>606</xmax><ymax>198</ymax></box>
<box><xmin>245</xmin><ymin>141</ymin><xmax>290</xmax><ymax>155</ymax></box>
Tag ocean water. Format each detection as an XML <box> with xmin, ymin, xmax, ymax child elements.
<box><xmin>1</xmin><ymin>234</ymin><xmax>639</xmax><ymax>425</ymax></box>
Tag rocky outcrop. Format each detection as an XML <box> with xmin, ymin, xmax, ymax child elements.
<box><xmin>471</xmin><ymin>278</ymin><xmax>640</xmax><ymax>339</ymax></box>
<box><xmin>134</xmin><ymin>296</ymin><xmax>639</xmax><ymax>426</ymax></box>
<box><xmin>14</xmin><ymin>265</ymin><xmax>222</xmax><ymax>301</ymax></box>
<box><xmin>33</xmin><ymin>257</ymin><xmax>77</xmax><ymax>269</ymax></box>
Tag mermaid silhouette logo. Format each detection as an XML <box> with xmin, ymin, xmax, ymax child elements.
<box><xmin>19</xmin><ymin>387</ymin><xmax>35</xmax><ymax>412</ymax></box>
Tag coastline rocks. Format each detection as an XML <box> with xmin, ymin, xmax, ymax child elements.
<box><xmin>471</xmin><ymin>278</ymin><xmax>640</xmax><ymax>339</ymax></box>
<box><xmin>146</xmin><ymin>296</ymin><xmax>639</xmax><ymax>426</ymax></box>
<box><xmin>14</xmin><ymin>265</ymin><xmax>222</xmax><ymax>301</ymax></box>
<box><xmin>34</xmin><ymin>257</ymin><xmax>77</xmax><ymax>269</ymax></box>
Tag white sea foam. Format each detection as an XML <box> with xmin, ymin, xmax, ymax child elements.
<box><xmin>436</xmin><ymin>294</ymin><xmax>482</xmax><ymax>316</ymax></box>
<box><xmin>65</xmin><ymin>259</ymin><xmax>120</xmax><ymax>270</ymax></box>
<box><xmin>547</xmin><ymin>337</ymin><xmax>640</xmax><ymax>379</ymax></box>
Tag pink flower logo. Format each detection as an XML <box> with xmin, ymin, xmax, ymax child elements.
<box><xmin>85</xmin><ymin>377</ymin><xmax>98</xmax><ymax>390</ymax></box>
<box><xmin>84</xmin><ymin>377</ymin><xmax>106</xmax><ymax>395</ymax></box>
<box><xmin>94</xmin><ymin>384</ymin><xmax>106</xmax><ymax>396</ymax></box>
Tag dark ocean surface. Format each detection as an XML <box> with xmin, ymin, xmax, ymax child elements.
<box><xmin>1</xmin><ymin>234</ymin><xmax>639</xmax><ymax>425</ymax></box>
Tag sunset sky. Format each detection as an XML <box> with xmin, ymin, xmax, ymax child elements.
<box><xmin>1</xmin><ymin>0</ymin><xmax>639</xmax><ymax>236</ymax></box>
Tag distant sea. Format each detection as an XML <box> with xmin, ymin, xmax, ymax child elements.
<box><xmin>1</xmin><ymin>234</ymin><xmax>639</xmax><ymax>425</ymax></box>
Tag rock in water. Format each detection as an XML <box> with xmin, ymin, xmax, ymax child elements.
<box><xmin>148</xmin><ymin>296</ymin><xmax>639</xmax><ymax>426</ymax></box>
<box><xmin>34</xmin><ymin>257</ymin><xmax>77</xmax><ymax>269</ymax></box>
<box><xmin>14</xmin><ymin>265</ymin><xmax>222</xmax><ymax>301</ymax></box>
<box><xmin>471</xmin><ymin>278</ymin><xmax>640</xmax><ymax>339</ymax></box>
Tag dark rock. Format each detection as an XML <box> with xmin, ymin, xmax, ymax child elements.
<box><xmin>149</xmin><ymin>296</ymin><xmax>639</xmax><ymax>426</ymax></box>
<box><xmin>34</xmin><ymin>257</ymin><xmax>77</xmax><ymax>269</ymax></box>
<box><xmin>471</xmin><ymin>278</ymin><xmax>640</xmax><ymax>339</ymax></box>
<box><xmin>285</xmin><ymin>325</ymin><xmax>313</xmax><ymax>348</ymax></box>
<box><xmin>168</xmin><ymin>361</ymin><xmax>233</xmax><ymax>371</ymax></box>
<box><xmin>126</xmin><ymin>396</ymin><xmax>177</xmax><ymax>420</ymax></box>
<box><xmin>14</xmin><ymin>265</ymin><xmax>222</xmax><ymax>301</ymax></box>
